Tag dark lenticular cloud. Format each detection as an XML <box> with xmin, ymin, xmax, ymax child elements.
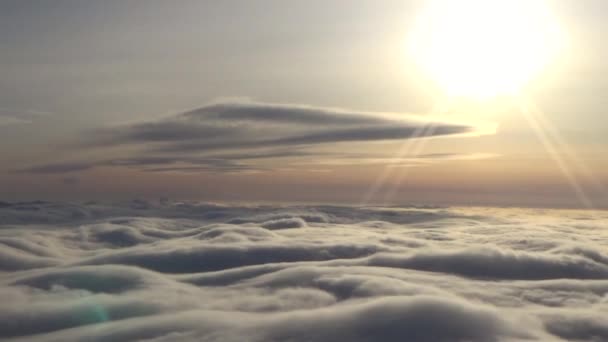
<box><xmin>16</xmin><ymin>100</ymin><xmax>486</xmax><ymax>175</ymax></box>
<box><xmin>91</xmin><ymin>100</ymin><xmax>476</xmax><ymax>151</ymax></box>
<box><xmin>1</xmin><ymin>202</ymin><xmax>607</xmax><ymax>341</ymax></box>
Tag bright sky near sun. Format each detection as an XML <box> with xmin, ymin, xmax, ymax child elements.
<box><xmin>408</xmin><ymin>0</ymin><xmax>564</xmax><ymax>99</ymax></box>
<box><xmin>0</xmin><ymin>0</ymin><xmax>607</xmax><ymax>208</ymax></box>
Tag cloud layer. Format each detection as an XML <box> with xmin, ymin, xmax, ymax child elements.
<box><xmin>17</xmin><ymin>100</ymin><xmax>488</xmax><ymax>174</ymax></box>
<box><xmin>2</xmin><ymin>201</ymin><xmax>606</xmax><ymax>341</ymax></box>
<box><xmin>95</xmin><ymin>101</ymin><xmax>473</xmax><ymax>149</ymax></box>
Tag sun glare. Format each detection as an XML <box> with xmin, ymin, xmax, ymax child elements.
<box><xmin>409</xmin><ymin>0</ymin><xmax>564</xmax><ymax>99</ymax></box>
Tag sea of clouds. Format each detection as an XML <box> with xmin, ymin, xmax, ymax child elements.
<box><xmin>1</xmin><ymin>200</ymin><xmax>607</xmax><ymax>341</ymax></box>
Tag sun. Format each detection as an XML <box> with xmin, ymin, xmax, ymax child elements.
<box><xmin>408</xmin><ymin>0</ymin><xmax>564</xmax><ymax>99</ymax></box>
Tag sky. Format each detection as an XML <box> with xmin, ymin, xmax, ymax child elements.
<box><xmin>1</xmin><ymin>0</ymin><xmax>607</xmax><ymax>208</ymax></box>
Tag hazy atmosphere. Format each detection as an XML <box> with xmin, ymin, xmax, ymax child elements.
<box><xmin>1</xmin><ymin>0</ymin><xmax>608</xmax><ymax>341</ymax></box>
<box><xmin>1</xmin><ymin>0</ymin><xmax>606</xmax><ymax>208</ymax></box>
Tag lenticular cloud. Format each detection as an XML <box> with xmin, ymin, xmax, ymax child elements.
<box><xmin>1</xmin><ymin>201</ymin><xmax>607</xmax><ymax>341</ymax></box>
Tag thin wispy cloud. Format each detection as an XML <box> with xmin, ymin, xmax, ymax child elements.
<box><xmin>0</xmin><ymin>108</ymin><xmax>51</xmax><ymax>126</ymax></box>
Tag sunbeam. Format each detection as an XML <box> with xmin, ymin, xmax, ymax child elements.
<box><xmin>517</xmin><ymin>97</ymin><xmax>594</xmax><ymax>209</ymax></box>
<box><xmin>359</xmin><ymin>100</ymin><xmax>451</xmax><ymax>206</ymax></box>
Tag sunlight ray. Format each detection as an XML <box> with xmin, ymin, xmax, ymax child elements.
<box><xmin>517</xmin><ymin>97</ymin><xmax>594</xmax><ymax>209</ymax></box>
<box><xmin>360</xmin><ymin>99</ymin><xmax>452</xmax><ymax>206</ymax></box>
<box><xmin>526</xmin><ymin>98</ymin><xmax>608</xmax><ymax>201</ymax></box>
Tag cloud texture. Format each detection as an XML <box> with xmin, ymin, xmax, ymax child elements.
<box><xmin>94</xmin><ymin>101</ymin><xmax>473</xmax><ymax>149</ymax></box>
<box><xmin>1</xmin><ymin>201</ymin><xmax>607</xmax><ymax>341</ymax></box>
<box><xmin>17</xmin><ymin>100</ymin><xmax>489</xmax><ymax>174</ymax></box>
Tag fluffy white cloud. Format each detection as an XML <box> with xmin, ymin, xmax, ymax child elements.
<box><xmin>1</xmin><ymin>201</ymin><xmax>607</xmax><ymax>341</ymax></box>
